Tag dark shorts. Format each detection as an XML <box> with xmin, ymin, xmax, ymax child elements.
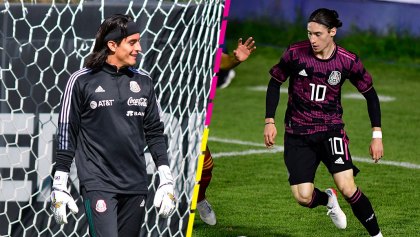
<box><xmin>284</xmin><ymin>130</ymin><xmax>359</xmax><ymax>185</ymax></box>
<box><xmin>81</xmin><ymin>187</ymin><xmax>146</xmax><ymax>237</ymax></box>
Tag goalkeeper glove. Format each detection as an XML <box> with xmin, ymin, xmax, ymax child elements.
<box><xmin>153</xmin><ymin>165</ymin><xmax>176</xmax><ymax>218</ymax></box>
<box><xmin>50</xmin><ymin>171</ymin><xmax>79</xmax><ymax>224</ymax></box>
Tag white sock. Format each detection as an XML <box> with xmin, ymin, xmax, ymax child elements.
<box><xmin>371</xmin><ymin>231</ymin><xmax>383</xmax><ymax>237</ymax></box>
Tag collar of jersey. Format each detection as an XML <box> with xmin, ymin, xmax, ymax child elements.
<box><xmin>102</xmin><ymin>62</ymin><xmax>133</xmax><ymax>76</ymax></box>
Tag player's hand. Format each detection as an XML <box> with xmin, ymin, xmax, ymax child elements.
<box><xmin>233</xmin><ymin>37</ymin><xmax>256</xmax><ymax>62</ymax></box>
<box><xmin>264</xmin><ymin>120</ymin><xmax>277</xmax><ymax>148</ymax></box>
<box><xmin>154</xmin><ymin>183</ymin><xmax>176</xmax><ymax>218</ymax></box>
<box><xmin>51</xmin><ymin>189</ymin><xmax>79</xmax><ymax>224</ymax></box>
<box><xmin>369</xmin><ymin>138</ymin><xmax>383</xmax><ymax>163</ymax></box>
<box><xmin>153</xmin><ymin>165</ymin><xmax>176</xmax><ymax>218</ymax></box>
<box><xmin>50</xmin><ymin>171</ymin><xmax>78</xmax><ymax>225</ymax></box>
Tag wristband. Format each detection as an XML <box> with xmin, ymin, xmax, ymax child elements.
<box><xmin>53</xmin><ymin>170</ymin><xmax>69</xmax><ymax>190</ymax></box>
<box><xmin>265</xmin><ymin>122</ymin><xmax>275</xmax><ymax>125</ymax></box>
<box><xmin>372</xmin><ymin>131</ymin><xmax>382</xmax><ymax>139</ymax></box>
<box><xmin>158</xmin><ymin>165</ymin><xmax>174</xmax><ymax>185</ymax></box>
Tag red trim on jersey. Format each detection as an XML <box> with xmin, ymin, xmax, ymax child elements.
<box><xmin>289</xmin><ymin>40</ymin><xmax>310</xmax><ymax>51</ymax></box>
<box><xmin>271</xmin><ymin>76</ymin><xmax>283</xmax><ymax>83</ymax></box>
<box><xmin>337</xmin><ymin>47</ymin><xmax>356</xmax><ymax>61</ymax></box>
<box><xmin>360</xmin><ymin>86</ymin><xmax>373</xmax><ymax>94</ymax></box>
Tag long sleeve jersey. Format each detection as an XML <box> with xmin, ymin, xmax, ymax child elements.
<box><xmin>266</xmin><ymin>40</ymin><xmax>377</xmax><ymax>135</ymax></box>
<box><xmin>55</xmin><ymin>63</ymin><xmax>169</xmax><ymax>194</ymax></box>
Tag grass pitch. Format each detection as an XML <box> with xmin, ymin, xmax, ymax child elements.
<box><xmin>192</xmin><ymin>41</ymin><xmax>420</xmax><ymax>236</ymax></box>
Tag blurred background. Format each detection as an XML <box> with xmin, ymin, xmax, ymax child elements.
<box><xmin>226</xmin><ymin>0</ymin><xmax>420</xmax><ymax>62</ymax></box>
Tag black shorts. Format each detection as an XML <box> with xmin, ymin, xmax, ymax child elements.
<box><xmin>81</xmin><ymin>187</ymin><xmax>146</xmax><ymax>237</ymax></box>
<box><xmin>284</xmin><ymin>130</ymin><xmax>359</xmax><ymax>185</ymax></box>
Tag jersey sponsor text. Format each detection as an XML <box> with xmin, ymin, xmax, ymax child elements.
<box><xmin>127</xmin><ymin>97</ymin><xmax>148</xmax><ymax>107</ymax></box>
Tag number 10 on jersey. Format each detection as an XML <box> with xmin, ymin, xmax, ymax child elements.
<box><xmin>309</xmin><ymin>83</ymin><xmax>326</xmax><ymax>101</ymax></box>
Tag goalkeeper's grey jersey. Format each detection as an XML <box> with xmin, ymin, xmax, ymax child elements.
<box><xmin>55</xmin><ymin>63</ymin><xmax>169</xmax><ymax>194</ymax></box>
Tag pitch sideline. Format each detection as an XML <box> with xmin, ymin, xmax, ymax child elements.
<box><xmin>209</xmin><ymin>137</ymin><xmax>420</xmax><ymax>170</ymax></box>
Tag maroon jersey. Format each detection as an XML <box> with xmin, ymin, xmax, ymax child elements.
<box><xmin>270</xmin><ymin>40</ymin><xmax>373</xmax><ymax>135</ymax></box>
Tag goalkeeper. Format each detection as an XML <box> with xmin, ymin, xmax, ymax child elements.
<box><xmin>51</xmin><ymin>14</ymin><xmax>176</xmax><ymax>237</ymax></box>
<box><xmin>197</xmin><ymin>37</ymin><xmax>256</xmax><ymax>225</ymax></box>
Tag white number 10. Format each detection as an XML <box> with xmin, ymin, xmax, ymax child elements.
<box><xmin>328</xmin><ymin>137</ymin><xmax>344</xmax><ymax>155</ymax></box>
<box><xmin>309</xmin><ymin>83</ymin><xmax>326</xmax><ymax>101</ymax></box>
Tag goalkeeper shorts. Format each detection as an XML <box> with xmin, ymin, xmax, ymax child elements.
<box><xmin>81</xmin><ymin>187</ymin><xmax>146</xmax><ymax>237</ymax></box>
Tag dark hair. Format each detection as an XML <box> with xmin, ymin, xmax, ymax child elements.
<box><xmin>308</xmin><ymin>8</ymin><xmax>343</xmax><ymax>29</ymax></box>
<box><xmin>85</xmin><ymin>14</ymin><xmax>135</xmax><ymax>70</ymax></box>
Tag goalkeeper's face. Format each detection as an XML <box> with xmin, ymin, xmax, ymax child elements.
<box><xmin>112</xmin><ymin>33</ymin><xmax>142</xmax><ymax>68</ymax></box>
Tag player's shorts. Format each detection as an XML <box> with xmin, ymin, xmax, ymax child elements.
<box><xmin>81</xmin><ymin>187</ymin><xmax>146</xmax><ymax>237</ymax></box>
<box><xmin>283</xmin><ymin>130</ymin><xmax>360</xmax><ymax>185</ymax></box>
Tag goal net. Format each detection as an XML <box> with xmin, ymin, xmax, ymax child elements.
<box><xmin>0</xmin><ymin>0</ymin><xmax>223</xmax><ymax>236</ymax></box>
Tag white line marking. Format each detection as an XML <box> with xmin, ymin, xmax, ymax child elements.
<box><xmin>212</xmin><ymin>147</ymin><xmax>284</xmax><ymax>158</ymax></box>
<box><xmin>343</xmin><ymin>93</ymin><xmax>396</xmax><ymax>102</ymax></box>
<box><xmin>247</xmin><ymin>86</ymin><xmax>395</xmax><ymax>102</ymax></box>
<box><xmin>352</xmin><ymin>157</ymin><xmax>420</xmax><ymax>169</ymax></box>
<box><xmin>247</xmin><ymin>86</ymin><xmax>288</xmax><ymax>94</ymax></box>
<box><xmin>209</xmin><ymin>137</ymin><xmax>266</xmax><ymax>147</ymax></box>
<box><xmin>210</xmin><ymin>137</ymin><xmax>420</xmax><ymax>169</ymax></box>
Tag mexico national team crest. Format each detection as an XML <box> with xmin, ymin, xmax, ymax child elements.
<box><xmin>130</xmin><ymin>81</ymin><xmax>141</xmax><ymax>93</ymax></box>
<box><xmin>328</xmin><ymin>71</ymin><xmax>341</xmax><ymax>86</ymax></box>
<box><xmin>95</xmin><ymin>199</ymin><xmax>107</xmax><ymax>213</ymax></box>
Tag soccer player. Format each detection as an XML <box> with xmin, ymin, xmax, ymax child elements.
<box><xmin>197</xmin><ymin>37</ymin><xmax>256</xmax><ymax>225</ymax></box>
<box><xmin>264</xmin><ymin>8</ymin><xmax>383</xmax><ymax>237</ymax></box>
<box><xmin>50</xmin><ymin>14</ymin><xmax>176</xmax><ymax>237</ymax></box>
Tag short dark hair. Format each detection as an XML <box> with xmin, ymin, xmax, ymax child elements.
<box><xmin>85</xmin><ymin>14</ymin><xmax>137</xmax><ymax>70</ymax></box>
<box><xmin>308</xmin><ymin>8</ymin><xmax>343</xmax><ymax>29</ymax></box>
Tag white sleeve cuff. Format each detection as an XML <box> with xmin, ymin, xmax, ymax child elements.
<box><xmin>158</xmin><ymin>165</ymin><xmax>174</xmax><ymax>185</ymax></box>
<box><xmin>53</xmin><ymin>170</ymin><xmax>69</xmax><ymax>190</ymax></box>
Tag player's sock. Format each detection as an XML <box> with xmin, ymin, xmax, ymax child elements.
<box><xmin>305</xmin><ymin>188</ymin><xmax>329</xmax><ymax>208</ymax></box>
<box><xmin>371</xmin><ymin>232</ymin><xmax>383</xmax><ymax>237</ymax></box>
<box><xmin>197</xmin><ymin>148</ymin><xmax>213</xmax><ymax>202</ymax></box>
<box><xmin>198</xmin><ymin>172</ymin><xmax>212</xmax><ymax>202</ymax></box>
<box><xmin>346</xmin><ymin>188</ymin><xmax>381</xmax><ymax>236</ymax></box>
<box><xmin>197</xmin><ymin>148</ymin><xmax>216</xmax><ymax>225</ymax></box>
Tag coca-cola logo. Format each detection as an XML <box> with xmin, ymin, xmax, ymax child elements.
<box><xmin>127</xmin><ymin>97</ymin><xmax>147</xmax><ymax>107</ymax></box>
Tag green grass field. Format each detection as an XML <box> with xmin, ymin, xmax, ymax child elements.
<box><xmin>192</xmin><ymin>38</ymin><xmax>420</xmax><ymax>236</ymax></box>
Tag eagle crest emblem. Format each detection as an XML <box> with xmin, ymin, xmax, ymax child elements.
<box><xmin>328</xmin><ymin>71</ymin><xmax>341</xmax><ymax>86</ymax></box>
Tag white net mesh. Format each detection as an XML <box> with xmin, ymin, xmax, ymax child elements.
<box><xmin>0</xmin><ymin>1</ymin><xmax>222</xmax><ymax>236</ymax></box>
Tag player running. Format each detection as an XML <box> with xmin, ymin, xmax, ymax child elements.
<box><xmin>264</xmin><ymin>8</ymin><xmax>383</xmax><ymax>237</ymax></box>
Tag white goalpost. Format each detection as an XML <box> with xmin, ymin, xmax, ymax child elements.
<box><xmin>0</xmin><ymin>0</ymin><xmax>223</xmax><ymax>236</ymax></box>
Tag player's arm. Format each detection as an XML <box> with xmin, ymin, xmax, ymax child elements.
<box><xmin>220</xmin><ymin>37</ymin><xmax>256</xmax><ymax>70</ymax></box>
<box><xmin>264</xmin><ymin>78</ymin><xmax>282</xmax><ymax>148</ymax></box>
<box><xmin>349</xmin><ymin>56</ymin><xmax>383</xmax><ymax>163</ymax></box>
<box><xmin>143</xmin><ymin>83</ymin><xmax>169</xmax><ymax>169</ymax></box>
<box><xmin>143</xmin><ymin>81</ymin><xmax>176</xmax><ymax>218</ymax></box>
<box><xmin>264</xmin><ymin>50</ymin><xmax>291</xmax><ymax>148</ymax></box>
<box><xmin>51</xmin><ymin>77</ymin><xmax>82</xmax><ymax>225</ymax></box>
<box><xmin>362</xmin><ymin>87</ymin><xmax>383</xmax><ymax>163</ymax></box>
